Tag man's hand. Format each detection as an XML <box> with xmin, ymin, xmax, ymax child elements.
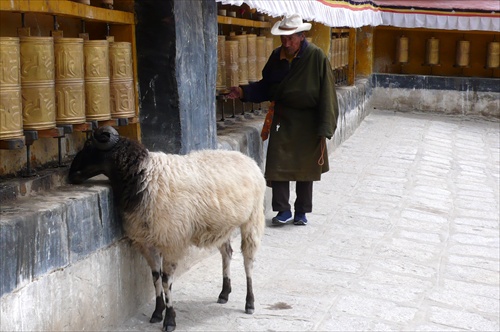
<box><xmin>226</xmin><ymin>86</ymin><xmax>243</xmax><ymax>99</ymax></box>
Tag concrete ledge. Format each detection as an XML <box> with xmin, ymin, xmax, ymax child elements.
<box><xmin>0</xmin><ymin>239</ymin><xmax>152</xmax><ymax>331</ymax></box>
<box><xmin>0</xmin><ymin>181</ymin><xmax>121</xmax><ymax>298</ymax></box>
<box><xmin>371</xmin><ymin>74</ymin><xmax>500</xmax><ymax>119</ymax></box>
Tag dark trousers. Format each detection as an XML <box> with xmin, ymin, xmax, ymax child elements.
<box><xmin>271</xmin><ymin>181</ymin><xmax>313</xmax><ymax>213</ymax></box>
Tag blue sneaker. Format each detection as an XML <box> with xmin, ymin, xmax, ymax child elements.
<box><xmin>272</xmin><ymin>210</ymin><xmax>292</xmax><ymax>225</ymax></box>
<box><xmin>293</xmin><ymin>213</ymin><xmax>308</xmax><ymax>225</ymax></box>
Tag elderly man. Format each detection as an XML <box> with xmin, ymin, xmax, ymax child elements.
<box><xmin>227</xmin><ymin>14</ymin><xmax>338</xmax><ymax>226</ymax></box>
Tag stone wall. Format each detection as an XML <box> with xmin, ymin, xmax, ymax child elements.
<box><xmin>370</xmin><ymin>74</ymin><xmax>500</xmax><ymax>119</ymax></box>
<box><xmin>135</xmin><ymin>0</ymin><xmax>218</xmax><ymax>154</ymax></box>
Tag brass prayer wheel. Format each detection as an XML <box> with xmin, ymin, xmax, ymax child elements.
<box><xmin>229</xmin><ymin>33</ymin><xmax>248</xmax><ymax>86</ymax></box>
<box><xmin>84</xmin><ymin>39</ymin><xmax>111</xmax><ymax>121</ymax></box>
<box><xmin>20</xmin><ymin>36</ymin><xmax>56</xmax><ymax>130</ymax></box>
<box><xmin>332</xmin><ymin>38</ymin><xmax>342</xmax><ymax>69</ymax></box>
<box><xmin>396</xmin><ymin>36</ymin><xmax>409</xmax><ymax>64</ymax></box>
<box><xmin>426</xmin><ymin>37</ymin><xmax>440</xmax><ymax>65</ymax></box>
<box><xmin>0</xmin><ymin>37</ymin><xmax>23</xmax><ymax>139</ymax></box>
<box><xmin>54</xmin><ymin>37</ymin><xmax>86</xmax><ymax>124</ymax></box>
<box><xmin>486</xmin><ymin>41</ymin><xmax>500</xmax><ymax>69</ymax></box>
<box><xmin>246</xmin><ymin>34</ymin><xmax>258</xmax><ymax>83</ymax></box>
<box><xmin>225</xmin><ymin>40</ymin><xmax>239</xmax><ymax>87</ymax></box>
<box><xmin>256</xmin><ymin>36</ymin><xmax>266</xmax><ymax>81</ymax></box>
<box><xmin>216</xmin><ymin>35</ymin><xmax>227</xmax><ymax>90</ymax></box>
<box><xmin>109</xmin><ymin>41</ymin><xmax>135</xmax><ymax>118</ymax></box>
<box><xmin>266</xmin><ymin>37</ymin><xmax>274</xmax><ymax>58</ymax></box>
<box><xmin>342</xmin><ymin>37</ymin><xmax>349</xmax><ymax>67</ymax></box>
<box><xmin>455</xmin><ymin>40</ymin><xmax>470</xmax><ymax>67</ymax></box>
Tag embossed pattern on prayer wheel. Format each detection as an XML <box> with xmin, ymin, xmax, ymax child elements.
<box><xmin>216</xmin><ymin>35</ymin><xmax>227</xmax><ymax>90</ymax></box>
<box><xmin>84</xmin><ymin>40</ymin><xmax>111</xmax><ymax>121</ymax></box>
<box><xmin>486</xmin><ymin>42</ymin><xmax>500</xmax><ymax>69</ymax></box>
<box><xmin>397</xmin><ymin>36</ymin><xmax>409</xmax><ymax>64</ymax></box>
<box><xmin>229</xmin><ymin>34</ymin><xmax>248</xmax><ymax>85</ymax></box>
<box><xmin>246</xmin><ymin>34</ymin><xmax>257</xmax><ymax>83</ymax></box>
<box><xmin>225</xmin><ymin>40</ymin><xmax>239</xmax><ymax>87</ymax></box>
<box><xmin>266</xmin><ymin>37</ymin><xmax>274</xmax><ymax>58</ymax></box>
<box><xmin>0</xmin><ymin>37</ymin><xmax>23</xmax><ymax>139</ymax></box>
<box><xmin>54</xmin><ymin>38</ymin><xmax>86</xmax><ymax>124</ymax></box>
<box><xmin>426</xmin><ymin>38</ymin><xmax>440</xmax><ymax>65</ymax></box>
<box><xmin>20</xmin><ymin>36</ymin><xmax>56</xmax><ymax>130</ymax></box>
<box><xmin>256</xmin><ymin>36</ymin><xmax>266</xmax><ymax>81</ymax></box>
<box><xmin>342</xmin><ymin>37</ymin><xmax>349</xmax><ymax>67</ymax></box>
<box><xmin>455</xmin><ymin>40</ymin><xmax>470</xmax><ymax>67</ymax></box>
<box><xmin>109</xmin><ymin>42</ymin><xmax>135</xmax><ymax>118</ymax></box>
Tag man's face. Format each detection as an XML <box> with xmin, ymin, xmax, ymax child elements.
<box><xmin>280</xmin><ymin>33</ymin><xmax>304</xmax><ymax>56</ymax></box>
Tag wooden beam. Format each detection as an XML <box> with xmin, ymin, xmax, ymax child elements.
<box><xmin>0</xmin><ymin>0</ymin><xmax>135</xmax><ymax>25</ymax></box>
<box><xmin>348</xmin><ymin>28</ymin><xmax>357</xmax><ymax>86</ymax></box>
<box><xmin>217</xmin><ymin>16</ymin><xmax>270</xmax><ymax>29</ymax></box>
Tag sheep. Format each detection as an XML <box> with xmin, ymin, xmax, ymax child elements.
<box><xmin>68</xmin><ymin>126</ymin><xmax>266</xmax><ymax>332</ymax></box>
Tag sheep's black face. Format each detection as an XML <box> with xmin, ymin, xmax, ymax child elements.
<box><xmin>68</xmin><ymin>139</ymin><xmax>109</xmax><ymax>184</ymax></box>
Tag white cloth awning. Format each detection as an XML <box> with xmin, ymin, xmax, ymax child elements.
<box><xmin>375</xmin><ymin>1</ymin><xmax>500</xmax><ymax>32</ymax></box>
<box><xmin>216</xmin><ymin>0</ymin><xmax>384</xmax><ymax>28</ymax></box>
<box><xmin>216</xmin><ymin>0</ymin><xmax>500</xmax><ymax>32</ymax></box>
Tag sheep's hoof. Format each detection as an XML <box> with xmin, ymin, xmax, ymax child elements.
<box><xmin>245</xmin><ymin>306</ymin><xmax>255</xmax><ymax>314</ymax></box>
<box><xmin>163</xmin><ymin>325</ymin><xmax>176</xmax><ymax>332</ymax></box>
<box><xmin>150</xmin><ymin>314</ymin><xmax>162</xmax><ymax>323</ymax></box>
<box><xmin>162</xmin><ymin>307</ymin><xmax>176</xmax><ymax>332</ymax></box>
<box><xmin>217</xmin><ymin>298</ymin><xmax>228</xmax><ymax>304</ymax></box>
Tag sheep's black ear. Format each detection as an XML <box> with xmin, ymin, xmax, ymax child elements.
<box><xmin>93</xmin><ymin>126</ymin><xmax>120</xmax><ymax>150</ymax></box>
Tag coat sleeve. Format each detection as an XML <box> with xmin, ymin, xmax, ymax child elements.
<box><xmin>317</xmin><ymin>55</ymin><xmax>339</xmax><ymax>139</ymax></box>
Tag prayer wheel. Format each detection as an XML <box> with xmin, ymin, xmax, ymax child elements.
<box><xmin>396</xmin><ymin>36</ymin><xmax>409</xmax><ymax>64</ymax></box>
<box><xmin>247</xmin><ymin>34</ymin><xmax>258</xmax><ymax>83</ymax></box>
<box><xmin>84</xmin><ymin>40</ymin><xmax>111</xmax><ymax>121</ymax></box>
<box><xmin>336</xmin><ymin>38</ymin><xmax>342</xmax><ymax>69</ymax></box>
<box><xmin>330</xmin><ymin>38</ymin><xmax>335</xmax><ymax>69</ymax></box>
<box><xmin>0</xmin><ymin>37</ymin><xmax>23</xmax><ymax>139</ymax></box>
<box><xmin>109</xmin><ymin>41</ymin><xmax>135</xmax><ymax>118</ymax></box>
<box><xmin>266</xmin><ymin>38</ymin><xmax>274</xmax><ymax>59</ymax></box>
<box><xmin>20</xmin><ymin>36</ymin><xmax>56</xmax><ymax>130</ymax></box>
<box><xmin>229</xmin><ymin>33</ymin><xmax>248</xmax><ymax>86</ymax></box>
<box><xmin>455</xmin><ymin>40</ymin><xmax>470</xmax><ymax>67</ymax></box>
<box><xmin>342</xmin><ymin>37</ymin><xmax>349</xmax><ymax>67</ymax></box>
<box><xmin>54</xmin><ymin>37</ymin><xmax>86</xmax><ymax>124</ymax></box>
<box><xmin>486</xmin><ymin>42</ymin><xmax>500</xmax><ymax>69</ymax></box>
<box><xmin>333</xmin><ymin>38</ymin><xmax>341</xmax><ymax>69</ymax></box>
<box><xmin>224</xmin><ymin>40</ymin><xmax>239</xmax><ymax>87</ymax></box>
<box><xmin>256</xmin><ymin>36</ymin><xmax>266</xmax><ymax>81</ymax></box>
<box><xmin>216</xmin><ymin>35</ymin><xmax>227</xmax><ymax>91</ymax></box>
<box><xmin>426</xmin><ymin>37</ymin><xmax>440</xmax><ymax>65</ymax></box>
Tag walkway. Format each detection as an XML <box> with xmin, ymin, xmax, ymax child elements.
<box><xmin>113</xmin><ymin>110</ymin><xmax>500</xmax><ymax>331</ymax></box>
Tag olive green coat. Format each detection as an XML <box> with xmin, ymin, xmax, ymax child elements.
<box><xmin>265</xmin><ymin>43</ymin><xmax>338</xmax><ymax>182</ymax></box>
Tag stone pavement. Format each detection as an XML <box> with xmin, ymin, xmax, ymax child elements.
<box><xmin>112</xmin><ymin>110</ymin><xmax>500</xmax><ymax>331</ymax></box>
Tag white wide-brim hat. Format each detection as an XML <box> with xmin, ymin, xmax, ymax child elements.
<box><xmin>271</xmin><ymin>14</ymin><xmax>312</xmax><ymax>36</ymax></box>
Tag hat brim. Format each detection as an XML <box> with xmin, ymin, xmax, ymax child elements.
<box><xmin>270</xmin><ymin>21</ymin><xmax>312</xmax><ymax>36</ymax></box>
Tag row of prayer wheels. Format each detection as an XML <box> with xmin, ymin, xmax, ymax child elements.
<box><xmin>216</xmin><ymin>32</ymin><xmax>274</xmax><ymax>92</ymax></box>
<box><xmin>0</xmin><ymin>36</ymin><xmax>135</xmax><ymax>140</ymax></box>
<box><xmin>331</xmin><ymin>37</ymin><xmax>349</xmax><ymax>70</ymax></box>
<box><xmin>396</xmin><ymin>36</ymin><xmax>500</xmax><ymax>68</ymax></box>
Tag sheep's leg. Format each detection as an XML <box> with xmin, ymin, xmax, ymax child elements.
<box><xmin>241</xmin><ymin>221</ymin><xmax>262</xmax><ymax>315</ymax></box>
<box><xmin>242</xmin><ymin>253</ymin><xmax>255</xmax><ymax>314</ymax></box>
<box><xmin>217</xmin><ymin>240</ymin><xmax>233</xmax><ymax>304</ymax></box>
<box><xmin>161</xmin><ymin>260</ymin><xmax>177</xmax><ymax>332</ymax></box>
<box><xmin>136</xmin><ymin>243</ymin><xmax>165</xmax><ymax>323</ymax></box>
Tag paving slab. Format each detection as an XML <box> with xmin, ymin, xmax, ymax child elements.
<box><xmin>111</xmin><ymin>110</ymin><xmax>500</xmax><ymax>332</ymax></box>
